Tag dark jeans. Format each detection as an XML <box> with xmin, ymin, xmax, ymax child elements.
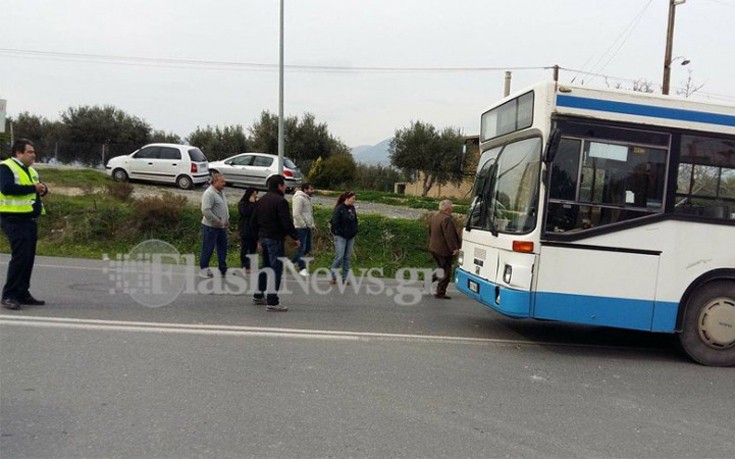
<box><xmin>239</xmin><ymin>232</ymin><xmax>258</xmax><ymax>269</ymax></box>
<box><xmin>255</xmin><ymin>237</ymin><xmax>285</xmax><ymax>306</ymax></box>
<box><xmin>431</xmin><ymin>251</ymin><xmax>453</xmax><ymax>296</ymax></box>
<box><xmin>291</xmin><ymin>228</ymin><xmax>312</xmax><ymax>270</ymax></box>
<box><xmin>1</xmin><ymin>216</ymin><xmax>38</xmax><ymax>301</ymax></box>
<box><xmin>200</xmin><ymin>224</ymin><xmax>228</xmax><ymax>275</ymax></box>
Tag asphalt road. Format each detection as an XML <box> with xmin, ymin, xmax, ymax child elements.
<box><xmin>1</xmin><ymin>255</ymin><xmax>733</xmax><ymax>458</ymax></box>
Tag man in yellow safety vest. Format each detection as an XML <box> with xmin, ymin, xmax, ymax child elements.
<box><xmin>0</xmin><ymin>139</ymin><xmax>48</xmax><ymax>310</ymax></box>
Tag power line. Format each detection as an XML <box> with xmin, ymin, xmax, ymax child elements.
<box><xmin>2</xmin><ymin>48</ymin><xmax>733</xmax><ymax>102</ymax></box>
<box><xmin>0</xmin><ymin>48</ymin><xmax>547</xmax><ymax>74</ymax></box>
<box><xmin>572</xmin><ymin>0</ymin><xmax>654</xmax><ymax>84</ymax></box>
<box><xmin>700</xmin><ymin>0</ymin><xmax>735</xmax><ymax>8</ymax></box>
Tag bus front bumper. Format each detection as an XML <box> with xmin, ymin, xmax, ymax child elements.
<box><xmin>455</xmin><ymin>268</ymin><xmax>532</xmax><ymax>318</ymax></box>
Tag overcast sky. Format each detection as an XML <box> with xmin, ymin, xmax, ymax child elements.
<box><xmin>2</xmin><ymin>0</ymin><xmax>734</xmax><ymax>148</ymax></box>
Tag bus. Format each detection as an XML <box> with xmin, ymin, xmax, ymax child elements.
<box><xmin>455</xmin><ymin>81</ymin><xmax>735</xmax><ymax>366</ymax></box>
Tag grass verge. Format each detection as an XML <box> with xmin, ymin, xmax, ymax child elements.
<box><xmin>0</xmin><ymin>190</ymin><xmax>454</xmax><ymax>277</ymax></box>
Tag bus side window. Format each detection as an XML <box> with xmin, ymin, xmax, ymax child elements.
<box><xmin>675</xmin><ymin>134</ymin><xmax>735</xmax><ymax>220</ymax></box>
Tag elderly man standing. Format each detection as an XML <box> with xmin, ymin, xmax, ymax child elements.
<box><xmin>429</xmin><ymin>199</ymin><xmax>461</xmax><ymax>299</ymax></box>
<box><xmin>200</xmin><ymin>173</ymin><xmax>229</xmax><ymax>277</ymax></box>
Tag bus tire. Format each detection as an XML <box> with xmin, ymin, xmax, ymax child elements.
<box><xmin>678</xmin><ymin>281</ymin><xmax>735</xmax><ymax>367</ymax></box>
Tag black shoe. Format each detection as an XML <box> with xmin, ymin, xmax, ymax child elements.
<box><xmin>1</xmin><ymin>298</ymin><xmax>21</xmax><ymax>310</ymax></box>
<box><xmin>434</xmin><ymin>294</ymin><xmax>451</xmax><ymax>300</ymax></box>
<box><xmin>20</xmin><ymin>296</ymin><xmax>45</xmax><ymax>306</ymax></box>
<box><xmin>253</xmin><ymin>296</ymin><xmax>267</xmax><ymax>305</ymax></box>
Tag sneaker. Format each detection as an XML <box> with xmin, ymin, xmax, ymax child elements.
<box><xmin>252</xmin><ymin>296</ymin><xmax>267</xmax><ymax>305</ymax></box>
<box><xmin>299</xmin><ymin>268</ymin><xmax>309</xmax><ymax>277</ymax></box>
<box><xmin>266</xmin><ymin>304</ymin><xmax>288</xmax><ymax>312</ymax></box>
<box><xmin>198</xmin><ymin>268</ymin><xmax>213</xmax><ymax>278</ymax></box>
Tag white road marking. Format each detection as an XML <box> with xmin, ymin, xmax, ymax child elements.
<box><xmin>0</xmin><ymin>314</ymin><xmax>637</xmax><ymax>351</ymax></box>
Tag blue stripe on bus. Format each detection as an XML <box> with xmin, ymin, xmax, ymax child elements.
<box><xmin>556</xmin><ymin>94</ymin><xmax>735</xmax><ymax>127</ymax></box>
<box><xmin>456</xmin><ymin>268</ymin><xmax>678</xmax><ymax>333</ymax></box>
<box><xmin>534</xmin><ymin>292</ymin><xmax>677</xmax><ymax>332</ymax></box>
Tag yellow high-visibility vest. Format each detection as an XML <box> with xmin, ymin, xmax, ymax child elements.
<box><xmin>0</xmin><ymin>158</ymin><xmax>45</xmax><ymax>215</ymax></box>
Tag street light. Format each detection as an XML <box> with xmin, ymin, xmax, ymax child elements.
<box><xmin>277</xmin><ymin>0</ymin><xmax>285</xmax><ymax>175</ymax></box>
<box><xmin>662</xmin><ymin>0</ymin><xmax>686</xmax><ymax>95</ymax></box>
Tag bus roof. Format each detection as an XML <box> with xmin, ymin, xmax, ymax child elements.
<box><xmin>495</xmin><ymin>81</ymin><xmax>735</xmax><ymax>135</ymax></box>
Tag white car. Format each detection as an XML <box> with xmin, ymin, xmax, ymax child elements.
<box><xmin>208</xmin><ymin>152</ymin><xmax>303</xmax><ymax>191</ymax></box>
<box><xmin>106</xmin><ymin>143</ymin><xmax>209</xmax><ymax>189</ymax></box>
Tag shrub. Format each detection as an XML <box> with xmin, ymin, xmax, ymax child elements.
<box><xmin>134</xmin><ymin>192</ymin><xmax>188</xmax><ymax>233</ymax></box>
<box><xmin>106</xmin><ymin>181</ymin><xmax>134</xmax><ymax>201</ymax></box>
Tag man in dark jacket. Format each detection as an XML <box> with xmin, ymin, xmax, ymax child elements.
<box><xmin>429</xmin><ymin>199</ymin><xmax>461</xmax><ymax>299</ymax></box>
<box><xmin>250</xmin><ymin>175</ymin><xmax>300</xmax><ymax>311</ymax></box>
<box><xmin>0</xmin><ymin>139</ymin><xmax>49</xmax><ymax>310</ymax></box>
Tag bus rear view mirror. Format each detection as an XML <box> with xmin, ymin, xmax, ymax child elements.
<box><xmin>543</xmin><ymin>128</ymin><xmax>562</xmax><ymax>163</ymax></box>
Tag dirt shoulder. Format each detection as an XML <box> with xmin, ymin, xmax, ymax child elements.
<box><xmin>51</xmin><ymin>182</ymin><xmax>429</xmax><ymax>220</ymax></box>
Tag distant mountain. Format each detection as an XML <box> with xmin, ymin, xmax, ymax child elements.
<box><xmin>351</xmin><ymin>138</ymin><xmax>392</xmax><ymax>165</ymax></box>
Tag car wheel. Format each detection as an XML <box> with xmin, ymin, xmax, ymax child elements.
<box><xmin>678</xmin><ymin>280</ymin><xmax>735</xmax><ymax>366</ymax></box>
<box><xmin>112</xmin><ymin>168</ymin><xmax>129</xmax><ymax>183</ymax></box>
<box><xmin>176</xmin><ymin>175</ymin><xmax>193</xmax><ymax>190</ymax></box>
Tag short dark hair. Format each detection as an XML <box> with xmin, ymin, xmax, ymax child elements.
<box><xmin>301</xmin><ymin>183</ymin><xmax>313</xmax><ymax>191</ymax></box>
<box><xmin>12</xmin><ymin>139</ymin><xmax>34</xmax><ymax>156</ymax></box>
<box><xmin>267</xmin><ymin>174</ymin><xmax>285</xmax><ymax>192</ymax></box>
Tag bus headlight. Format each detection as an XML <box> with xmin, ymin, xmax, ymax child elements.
<box><xmin>503</xmin><ymin>264</ymin><xmax>513</xmax><ymax>284</ymax></box>
<box><xmin>457</xmin><ymin>250</ymin><xmax>464</xmax><ymax>266</ymax></box>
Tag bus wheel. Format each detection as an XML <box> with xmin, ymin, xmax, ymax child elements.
<box><xmin>678</xmin><ymin>281</ymin><xmax>735</xmax><ymax>367</ymax></box>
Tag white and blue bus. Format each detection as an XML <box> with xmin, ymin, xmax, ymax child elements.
<box><xmin>456</xmin><ymin>81</ymin><xmax>735</xmax><ymax>366</ymax></box>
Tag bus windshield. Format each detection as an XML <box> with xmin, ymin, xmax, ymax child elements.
<box><xmin>468</xmin><ymin>136</ymin><xmax>542</xmax><ymax>234</ymax></box>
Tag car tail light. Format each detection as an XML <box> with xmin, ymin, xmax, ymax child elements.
<box><xmin>191</xmin><ymin>163</ymin><xmax>198</xmax><ymax>173</ymax></box>
<box><xmin>283</xmin><ymin>170</ymin><xmax>293</xmax><ymax>178</ymax></box>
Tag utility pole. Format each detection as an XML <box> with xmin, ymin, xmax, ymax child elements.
<box><xmin>662</xmin><ymin>0</ymin><xmax>685</xmax><ymax>95</ymax></box>
<box><xmin>277</xmin><ymin>0</ymin><xmax>285</xmax><ymax>175</ymax></box>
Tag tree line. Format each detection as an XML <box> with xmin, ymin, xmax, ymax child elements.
<box><xmin>1</xmin><ymin>105</ymin><xmax>470</xmax><ymax>196</ymax></box>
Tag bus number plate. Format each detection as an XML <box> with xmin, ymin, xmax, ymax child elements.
<box><xmin>468</xmin><ymin>280</ymin><xmax>479</xmax><ymax>294</ymax></box>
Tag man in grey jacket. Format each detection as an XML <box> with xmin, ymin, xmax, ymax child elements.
<box><xmin>291</xmin><ymin>183</ymin><xmax>314</xmax><ymax>276</ymax></box>
<box><xmin>200</xmin><ymin>173</ymin><xmax>230</xmax><ymax>277</ymax></box>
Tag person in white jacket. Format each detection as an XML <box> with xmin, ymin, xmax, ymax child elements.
<box><xmin>291</xmin><ymin>183</ymin><xmax>315</xmax><ymax>276</ymax></box>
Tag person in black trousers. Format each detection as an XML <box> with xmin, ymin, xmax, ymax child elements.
<box><xmin>238</xmin><ymin>187</ymin><xmax>258</xmax><ymax>273</ymax></box>
<box><xmin>250</xmin><ymin>175</ymin><xmax>300</xmax><ymax>311</ymax></box>
<box><xmin>0</xmin><ymin>139</ymin><xmax>49</xmax><ymax>310</ymax></box>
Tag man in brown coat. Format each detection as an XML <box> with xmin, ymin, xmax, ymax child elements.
<box><xmin>429</xmin><ymin>199</ymin><xmax>461</xmax><ymax>299</ymax></box>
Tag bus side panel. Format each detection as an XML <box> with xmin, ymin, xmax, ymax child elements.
<box><xmin>534</xmin><ymin>245</ymin><xmax>660</xmax><ymax>330</ymax></box>
<box><xmin>650</xmin><ymin>301</ymin><xmax>679</xmax><ymax>332</ymax></box>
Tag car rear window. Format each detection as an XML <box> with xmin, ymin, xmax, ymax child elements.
<box><xmin>284</xmin><ymin>158</ymin><xmax>298</xmax><ymax>169</ymax></box>
<box><xmin>253</xmin><ymin>156</ymin><xmax>274</xmax><ymax>167</ymax></box>
<box><xmin>188</xmin><ymin>148</ymin><xmax>207</xmax><ymax>162</ymax></box>
<box><xmin>160</xmin><ymin>147</ymin><xmax>182</xmax><ymax>160</ymax></box>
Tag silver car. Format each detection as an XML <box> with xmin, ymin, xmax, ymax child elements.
<box><xmin>208</xmin><ymin>152</ymin><xmax>303</xmax><ymax>191</ymax></box>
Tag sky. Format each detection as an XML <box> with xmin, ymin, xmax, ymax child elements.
<box><xmin>2</xmin><ymin>0</ymin><xmax>734</xmax><ymax>148</ymax></box>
